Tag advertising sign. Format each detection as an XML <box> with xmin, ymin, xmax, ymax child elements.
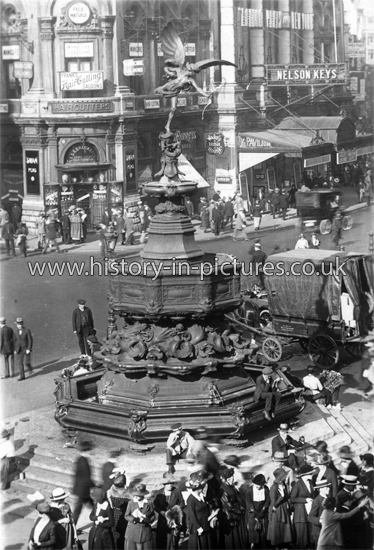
<box><xmin>13</xmin><ymin>61</ymin><xmax>34</xmax><ymax>79</ymax></box>
<box><xmin>67</xmin><ymin>2</ymin><xmax>91</xmax><ymax>25</ymax></box>
<box><xmin>144</xmin><ymin>99</ymin><xmax>160</xmax><ymax>109</ymax></box>
<box><xmin>125</xmin><ymin>149</ymin><xmax>136</xmax><ymax>192</ymax></box>
<box><xmin>65</xmin><ymin>42</ymin><xmax>94</xmax><ymax>58</ymax></box>
<box><xmin>2</xmin><ymin>45</ymin><xmax>20</xmax><ymax>60</ymax></box>
<box><xmin>185</xmin><ymin>43</ymin><xmax>196</xmax><ymax>56</ymax></box>
<box><xmin>129</xmin><ymin>43</ymin><xmax>144</xmax><ymax>57</ymax></box>
<box><xmin>60</xmin><ymin>71</ymin><xmax>103</xmax><ymax>90</ymax></box>
<box><xmin>206</xmin><ymin>133</ymin><xmax>225</xmax><ymax>155</ymax></box>
<box><xmin>348</xmin><ymin>43</ymin><xmax>365</xmax><ymax>58</ymax></box>
<box><xmin>266</xmin><ymin>63</ymin><xmax>346</xmax><ymax>85</ymax></box>
<box><xmin>25</xmin><ymin>151</ymin><xmax>40</xmax><ymax>195</ymax></box>
<box><xmin>123</xmin><ymin>59</ymin><xmax>144</xmax><ymax>76</ymax></box>
<box><xmin>51</xmin><ymin>100</ymin><xmax>114</xmax><ymax>114</ymax></box>
<box><xmin>337</xmin><ymin>150</ymin><xmax>357</xmax><ymax>165</ymax></box>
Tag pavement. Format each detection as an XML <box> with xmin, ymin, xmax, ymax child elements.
<box><xmin>2</xmin><ymin>189</ymin><xmax>370</xmax><ymax>258</ymax></box>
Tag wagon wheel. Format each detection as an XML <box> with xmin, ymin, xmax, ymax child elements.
<box><xmin>342</xmin><ymin>215</ymin><xmax>353</xmax><ymax>231</ymax></box>
<box><xmin>262</xmin><ymin>336</ymin><xmax>283</xmax><ymax>363</ymax></box>
<box><xmin>259</xmin><ymin>308</ymin><xmax>272</xmax><ymax>329</ymax></box>
<box><xmin>308</xmin><ymin>334</ymin><xmax>339</xmax><ymax>369</ymax></box>
<box><xmin>344</xmin><ymin>341</ymin><xmax>363</xmax><ymax>359</ymax></box>
<box><xmin>319</xmin><ymin>219</ymin><xmax>332</xmax><ymax>235</ymax></box>
<box><xmin>299</xmin><ymin>338</ymin><xmax>309</xmax><ymax>351</ymax></box>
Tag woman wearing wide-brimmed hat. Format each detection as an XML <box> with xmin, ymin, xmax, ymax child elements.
<box><xmin>267</xmin><ymin>468</ymin><xmax>294</xmax><ymax>547</ymax></box>
<box><xmin>107</xmin><ymin>474</ymin><xmax>129</xmax><ymax>550</ymax></box>
<box><xmin>49</xmin><ymin>487</ymin><xmax>75</xmax><ymax>549</ymax></box>
<box><xmin>245</xmin><ymin>473</ymin><xmax>270</xmax><ymax>548</ymax></box>
<box><xmin>28</xmin><ymin>502</ymin><xmax>56</xmax><ymax>550</ymax></box>
<box><xmin>153</xmin><ymin>476</ymin><xmax>184</xmax><ymax>550</ymax></box>
<box><xmin>88</xmin><ymin>487</ymin><xmax>115</xmax><ymax>549</ymax></box>
<box><xmin>124</xmin><ymin>484</ymin><xmax>155</xmax><ymax>550</ymax></box>
<box><xmin>290</xmin><ymin>464</ymin><xmax>316</xmax><ymax>548</ymax></box>
<box><xmin>186</xmin><ymin>477</ymin><xmax>214</xmax><ymax>550</ymax></box>
<box><xmin>218</xmin><ymin>467</ymin><xmax>247</xmax><ymax>549</ymax></box>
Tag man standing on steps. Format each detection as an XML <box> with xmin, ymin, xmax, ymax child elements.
<box><xmin>254</xmin><ymin>366</ymin><xmax>282</xmax><ymax>421</ymax></box>
<box><xmin>72</xmin><ymin>299</ymin><xmax>95</xmax><ymax>357</ymax></box>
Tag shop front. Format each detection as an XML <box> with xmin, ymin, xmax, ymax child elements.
<box><xmin>0</xmin><ymin>141</ymin><xmax>23</xmax><ymax>216</ymax></box>
<box><xmin>50</xmin><ymin>141</ymin><xmax>120</xmax><ymax>229</ymax></box>
<box><xmin>238</xmin><ymin>129</ymin><xmax>311</xmax><ymax>203</ymax></box>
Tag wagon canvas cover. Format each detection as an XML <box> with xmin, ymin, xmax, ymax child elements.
<box><xmin>264</xmin><ymin>250</ymin><xmax>373</xmax><ymax>331</ymax></box>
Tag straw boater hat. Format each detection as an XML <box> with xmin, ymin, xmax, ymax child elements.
<box><xmin>50</xmin><ymin>487</ymin><xmax>70</xmax><ymax>501</ymax></box>
<box><xmin>296</xmin><ymin>464</ymin><xmax>317</xmax><ymax>477</ymax></box>
<box><xmin>272</xmin><ymin>451</ymin><xmax>287</xmax><ymax>463</ymax></box>
<box><xmin>340</xmin><ymin>475</ymin><xmax>359</xmax><ymax>486</ymax></box>
<box><xmin>314</xmin><ymin>480</ymin><xmax>331</xmax><ymax>490</ymax></box>
<box><xmin>338</xmin><ymin>446</ymin><xmax>354</xmax><ymax>459</ymax></box>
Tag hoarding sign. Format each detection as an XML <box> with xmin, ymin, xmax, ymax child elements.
<box><xmin>266</xmin><ymin>63</ymin><xmax>346</xmax><ymax>85</ymax></box>
<box><xmin>13</xmin><ymin>61</ymin><xmax>33</xmax><ymax>79</ymax></box>
<box><xmin>129</xmin><ymin>43</ymin><xmax>143</xmax><ymax>57</ymax></box>
<box><xmin>123</xmin><ymin>59</ymin><xmax>144</xmax><ymax>76</ymax></box>
<box><xmin>2</xmin><ymin>45</ymin><xmax>20</xmax><ymax>60</ymax></box>
<box><xmin>65</xmin><ymin>42</ymin><xmax>94</xmax><ymax>58</ymax></box>
<box><xmin>348</xmin><ymin>43</ymin><xmax>365</xmax><ymax>58</ymax></box>
<box><xmin>67</xmin><ymin>2</ymin><xmax>91</xmax><ymax>25</ymax></box>
<box><xmin>60</xmin><ymin>71</ymin><xmax>103</xmax><ymax>90</ymax></box>
<box><xmin>25</xmin><ymin>151</ymin><xmax>40</xmax><ymax>195</ymax></box>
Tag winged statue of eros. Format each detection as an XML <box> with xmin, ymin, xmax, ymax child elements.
<box><xmin>155</xmin><ymin>22</ymin><xmax>237</xmax><ymax>99</ymax></box>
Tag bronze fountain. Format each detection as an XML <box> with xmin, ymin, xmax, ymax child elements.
<box><xmin>54</xmin><ymin>25</ymin><xmax>304</xmax><ymax>443</ymax></box>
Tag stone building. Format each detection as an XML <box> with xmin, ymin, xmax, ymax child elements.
<box><xmin>1</xmin><ymin>0</ymin><xmax>366</xmax><ymax>231</ymax></box>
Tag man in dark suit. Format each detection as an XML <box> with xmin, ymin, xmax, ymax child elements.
<box><xmin>308</xmin><ymin>479</ymin><xmax>331</xmax><ymax>546</ymax></box>
<box><xmin>271</xmin><ymin>423</ymin><xmax>304</xmax><ymax>471</ymax></box>
<box><xmin>60</xmin><ymin>209</ymin><xmax>71</xmax><ymax>244</ymax></box>
<box><xmin>0</xmin><ymin>317</ymin><xmax>14</xmax><ymax>378</ymax></box>
<box><xmin>254</xmin><ymin>366</ymin><xmax>282</xmax><ymax>421</ymax></box>
<box><xmin>13</xmin><ymin>317</ymin><xmax>33</xmax><ymax>381</ymax></box>
<box><xmin>72</xmin><ymin>299</ymin><xmax>94</xmax><ymax>356</ymax></box>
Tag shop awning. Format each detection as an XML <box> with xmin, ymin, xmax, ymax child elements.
<box><xmin>178</xmin><ymin>154</ymin><xmax>210</xmax><ymax>188</ymax></box>
<box><xmin>238</xmin><ymin>129</ymin><xmax>312</xmax><ymax>153</ymax></box>
<box><xmin>239</xmin><ymin>152</ymin><xmax>278</xmax><ymax>172</ymax></box>
<box><xmin>276</xmin><ymin>116</ymin><xmax>355</xmax><ymax>146</ymax></box>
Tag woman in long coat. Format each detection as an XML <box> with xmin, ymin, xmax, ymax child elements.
<box><xmin>218</xmin><ymin>467</ymin><xmax>247</xmax><ymax>549</ymax></box>
<box><xmin>28</xmin><ymin>502</ymin><xmax>57</xmax><ymax>550</ymax></box>
<box><xmin>245</xmin><ymin>473</ymin><xmax>270</xmax><ymax>548</ymax></box>
<box><xmin>200</xmin><ymin>205</ymin><xmax>210</xmax><ymax>232</ymax></box>
<box><xmin>107</xmin><ymin>474</ymin><xmax>129</xmax><ymax>550</ymax></box>
<box><xmin>154</xmin><ymin>477</ymin><xmax>184</xmax><ymax>550</ymax></box>
<box><xmin>88</xmin><ymin>487</ymin><xmax>115</xmax><ymax>550</ymax></box>
<box><xmin>124</xmin><ymin>484</ymin><xmax>155</xmax><ymax>550</ymax></box>
<box><xmin>290</xmin><ymin>464</ymin><xmax>316</xmax><ymax>549</ymax></box>
<box><xmin>317</xmin><ymin>496</ymin><xmax>367</xmax><ymax>550</ymax></box>
<box><xmin>267</xmin><ymin>468</ymin><xmax>294</xmax><ymax>547</ymax></box>
<box><xmin>186</xmin><ymin>481</ymin><xmax>212</xmax><ymax>550</ymax></box>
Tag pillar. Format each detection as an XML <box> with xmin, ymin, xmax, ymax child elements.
<box><xmin>278</xmin><ymin>0</ymin><xmax>290</xmax><ymax>64</ymax></box>
<box><xmin>303</xmin><ymin>0</ymin><xmax>315</xmax><ymax>63</ymax></box>
<box><xmin>39</xmin><ymin>17</ymin><xmax>56</xmax><ymax>97</ymax></box>
<box><xmin>101</xmin><ymin>16</ymin><xmax>115</xmax><ymax>96</ymax></box>
<box><xmin>250</xmin><ymin>0</ymin><xmax>265</xmax><ymax>81</ymax></box>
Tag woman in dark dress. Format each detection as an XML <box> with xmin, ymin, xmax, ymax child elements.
<box><xmin>186</xmin><ymin>480</ymin><xmax>212</xmax><ymax>550</ymax></box>
<box><xmin>290</xmin><ymin>464</ymin><xmax>316</xmax><ymax>549</ymax></box>
<box><xmin>88</xmin><ymin>487</ymin><xmax>115</xmax><ymax>550</ymax></box>
<box><xmin>107</xmin><ymin>474</ymin><xmax>129</xmax><ymax>550</ymax></box>
<box><xmin>200</xmin><ymin>205</ymin><xmax>210</xmax><ymax>233</ymax></box>
<box><xmin>218</xmin><ymin>467</ymin><xmax>247</xmax><ymax>549</ymax></box>
<box><xmin>267</xmin><ymin>468</ymin><xmax>294</xmax><ymax>548</ymax></box>
<box><xmin>49</xmin><ymin>487</ymin><xmax>75</xmax><ymax>549</ymax></box>
<box><xmin>154</xmin><ymin>477</ymin><xmax>184</xmax><ymax>550</ymax></box>
<box><xmin>246</xmin><ymin>473</ymin><xmax>270</xmax><ymax>548</ymax></box>
<box><xmin>28</xmin><ymin>502</ymin><xmax>57</xmax><ymax>550</ymax></box>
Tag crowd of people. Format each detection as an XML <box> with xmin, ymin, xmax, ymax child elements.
<box><xmin>23</xmin><ymin>427</ymin><xmax>374</xmax><ymax>550</ymax></box>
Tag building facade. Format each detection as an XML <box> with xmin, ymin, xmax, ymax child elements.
<box><xmin>1</xmin><ymin>0</ymin><xmax>370</xmax><ymax>230</ymax></box>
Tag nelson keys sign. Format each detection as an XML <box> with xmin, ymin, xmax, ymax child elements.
<box><xmin>266</xmin><ymin>63</ymin><xmax>346</xmax><ymax>86</ymax></box>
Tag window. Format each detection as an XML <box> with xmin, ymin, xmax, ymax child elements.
<box><xmin>66</xmin><ymin>59</ymin><xmax>92</xmax><ymax>72</ymax></box>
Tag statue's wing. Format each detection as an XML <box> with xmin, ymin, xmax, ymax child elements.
<box><xmin>190</xmin><ymin>59</ymin><xmax>237</xmax><ymax>72</ymax></box>
<box><xmin>161</xmin><ymin>23</ymin><xmax>185</xmax><ymax>66</ymax></box>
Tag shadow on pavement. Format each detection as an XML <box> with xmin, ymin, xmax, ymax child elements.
<box><xmin>27</xmin><ymin>358</ymin><xmax>74</xmax><ymax>379</ymax></box>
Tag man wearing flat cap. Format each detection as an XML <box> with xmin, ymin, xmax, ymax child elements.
<box><xmin>165</xmin><ymin>422</ymin><xmax>195</xmax><ymax>476</ymax></box>
<box><xmin>72</xmin><ymin>299</ymin><xmax>94</xmax><ymax>357</ymax></box>
<box><xmin>13</xmin><ymin>317</ymin><xmax>33</xmax><ymax>381</ymax></box>
<box><xmin>0</xmin><ymin>317</ymin><xmax>14</xmax><ymax>378</ymax></box>
<box><xmin>254</xmin><ymin>366</ymin><xmax>282</xmax><ymax>421</ymax></box>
